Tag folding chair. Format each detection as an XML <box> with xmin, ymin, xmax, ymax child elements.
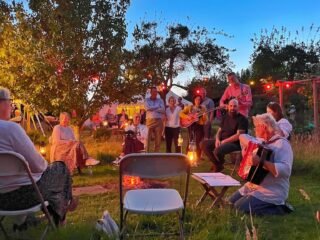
<box><xmin>0</xmin><ymin>151</ymin><xmax>56</xmax><ymax>240</ymax></box>
<box><xmin>119</xmin><ymin>153</ymin><xmax>191</xmax><ymax>239</ymax></box>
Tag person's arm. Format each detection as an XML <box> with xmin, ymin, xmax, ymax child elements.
<box><xmin>155</xmin><ymin>99</ymin><xmax>166</xmax><ymax>114</ymax></box>
<box><xmin>215</xmin><ymin>128</ymin><xmax>222</xmax><ymax>147</ymax></box>
<box><xmin>145</xmin><ymin>98</ymin><xmax>159</xmax><ymax>112</ymax></box>
<box><xmin>11</xmin><ymin>124</ymin><xmax>47</xmax><ymax>173</ymax></box>
<box><xmin>219</xmin><ymin>87</ymin><xmax>229</xmax><ymax>107</ymax></box>
<box><xmin>252</xmin><ymin>140</ymin><xmax>292</xmax><ymax>177</ymax></box>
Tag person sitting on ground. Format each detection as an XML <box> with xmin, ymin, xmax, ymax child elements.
<box><xmin>202</xmin><ymin>99</ymin><xmax>248</xmax><ymax>172</ymax></box>
<box><xmin>0</xmin><ymin>87</ymin><xmax>77</xmax><ymax>226</ymax></box>
<box><xmin>229</xmin><ymin>113</ymin><xmax>293</xmax><ymax>216</ymax></box>
<box><xmin>266</xmin><ymin>102</ymin><xmax>292</xmax><ymax>139</ymax></box>
<box><xmin>50</xmin><ymin>112</ymin><xmax>99</xmax><ymax>174</ymax></box>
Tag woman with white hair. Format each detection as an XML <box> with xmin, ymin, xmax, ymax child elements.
<box><xmin>50</xmin><ymin>112</ymin><xmax>98</xmax><ymax>174</ymax></box>
<box><xmin>0</xmin><ymin>87</ymin><xmax>77</xmax><ymax>226</ymax></box>
<box><xmin>229</xmin><ymin>113</ymin><xmax>293</xmax><ymax>216</ymax></box>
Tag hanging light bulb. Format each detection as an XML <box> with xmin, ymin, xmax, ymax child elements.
<box><xmin>187</xmin><ymin>140</ymin><xmax>197</xmax><ymax>166</ymax></box>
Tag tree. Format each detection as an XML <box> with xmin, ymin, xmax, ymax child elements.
<box><xmin>250</xmin><ymin>25</ymin><xmax>320</xmax><ymax>81</ymax></box>
<box><xmin>127</xmin><ymin>21</ymin><xmax>232</xmax><ymax>102</ymax></box>
<box><xmin>0</xmin><ymin>0</ymin><xmax>131</xmax><ymax>127</ymax></box>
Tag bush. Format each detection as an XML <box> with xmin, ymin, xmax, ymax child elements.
<box><xmin>27</xmin><ymin>130</ymin><xmax>48</xmax><ymax>145</ymax></box>
<box><xmin>92</xmin><ymin>128</ymin><xmax>112</xmax><ymax>140</ymax></box>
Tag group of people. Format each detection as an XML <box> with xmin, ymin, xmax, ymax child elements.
<box><xmin>0</xmin><ymin>70</ymin><xmax>295</xmax><ymax>231</ymax></box>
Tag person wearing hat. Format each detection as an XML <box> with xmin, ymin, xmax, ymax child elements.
<box><xmin>229</xmin><ymin>113</ymin><xmax>293</xmax><ymax>216</ymax></box>
<box><xmin>0</xmin><ymin>87</ymin><xmax>77</xmax><ymax>226</ymax></box>
<box><xmin>180</xmin><ymin>94</ymin><xmax>207</xmax><ymax>160</ymax></box>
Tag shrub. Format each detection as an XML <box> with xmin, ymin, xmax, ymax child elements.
<box><xmin>27</xmin><ymin>130</ymin><xmax>48</xmax><ymax>145</ymax></box>
<box><xmin>92</xmin><ymin>128</ymin><xmax>112</xmax><ymax>141</ymax></box>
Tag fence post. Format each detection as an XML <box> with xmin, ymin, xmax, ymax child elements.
<box><xmin>312</xmin><ymin>78</ymin><xmax>319</xmax><ymax>140</ymax></box>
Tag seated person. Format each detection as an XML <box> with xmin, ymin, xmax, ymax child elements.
<box><xmin>91</xmin><ymin>112</ymin><xmax>102</xmax><ymax>130</ymax></box>
<box><xmin>0</xmin><ymin>88</ymin><xmax>77</xmax><ymax>226</ymax></box>
<box><xmin>266</xmin><ymin>102</ymin><xmax>292</xmax><ymax>139</ymax></box>
<box><xmin>125</xmin><ymin>113</ymin><xmax>148</xmax><ymax>148</ymax></box>
<box><xmin>113</xmin><ymin>113</ymin><xmax>148</xmax><ymax>164</ymax></box>
<box><xmin>50</xmin><ymin>112</ymin><xmax>98</xmax><ymax>174</ymax></box>
<box><xmin>105</xmin><ymin>109</ymin><xmax>117</xmax><ymax>127</ymax></box>
<box><xmin>229</xmin><ymin>113</ymin><xmax>293</xmax><ymax>216</ymax></box>
<box><xmin>117</xmin><ymin>109</ymin><xmax>128</xmax><ymax>129</ymax></box>
<box><xmin>202</xmin><ymin>99</ymin><xmax>248</xmax><ymax>172</ymax></box>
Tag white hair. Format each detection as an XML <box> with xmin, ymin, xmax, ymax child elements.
<box><xmin>0</xmin><ymin>87</ymin><xmax>11</xmax><ymax>100</ymax></box>
<box><xmin>252</xmin><ymin>113</ymin><xmax>280</xmax><ymax>133</ymax></box>
<box><xmin>228</xmin><ymin>98</ymin><xmax>239</xmax><ymax>106</ymax></box>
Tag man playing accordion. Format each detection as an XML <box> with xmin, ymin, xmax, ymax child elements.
<box><xmin>229</xmin><ymin>113</ymin><xmax>293</xmax><ymax>216</ymax></box>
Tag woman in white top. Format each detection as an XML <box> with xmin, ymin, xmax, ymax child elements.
<box><xmin>266</xmin><ymin>102</ymin><xmax>292</xmax><ymax>139</ymax></box>
<box><xmin>165</xmin><ymin>96</ymin><xmax>182</xmax><ymax>152</ymax></box>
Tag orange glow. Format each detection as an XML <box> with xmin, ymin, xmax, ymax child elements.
<box><xmin>123</xmin><ymin>175</ymin><xmax>141</xmax><ymax>187</ymax></box>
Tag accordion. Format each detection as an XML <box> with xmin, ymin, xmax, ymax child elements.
<box><xmin>238</xmin><ymin>141</ymin><xmax>273</xmax><ymax>185</ymax></box>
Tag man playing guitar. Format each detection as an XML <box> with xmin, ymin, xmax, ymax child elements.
<box><xmin>220</xmin><ymin>72</ymin><xmax>252</xmax><ymax>117</ymax></box>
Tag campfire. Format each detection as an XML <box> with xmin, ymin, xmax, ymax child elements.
<box><xmin>123</xmin><ymin>175</ymin><xmax>142</xmax><ymax>188</ymax></box>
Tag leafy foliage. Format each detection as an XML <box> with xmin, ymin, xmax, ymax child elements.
<box><xmin>0</xmin><ymin>0</ymin><xmax>131</xmax><ymax>126</ymax></box>
<box><xmin>126</xmin><ymin>21</ymin><xmax>232</xmax><ymax>101</ymax></box>
<box><xmin>250</xmin><ymin>25</ymin><xmax>320</xmax><ymax>81</ymax></box>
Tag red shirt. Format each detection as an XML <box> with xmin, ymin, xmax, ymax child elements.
<box><xmin>220</xmin><ymin>83</ymin><xmax>252</xmax><ymax>117</ymax></box>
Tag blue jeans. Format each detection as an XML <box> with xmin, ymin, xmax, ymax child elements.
<box><xmin>229</xmin><ymin>191</ymin><xmax>287</xmax><ymax>216</ymax></box>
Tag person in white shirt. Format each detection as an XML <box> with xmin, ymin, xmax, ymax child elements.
<box><xmin>229</xmin><ymin>113</ymin><xmax>293</xmax><ymax>216</ymax></box>
<box><xmin>266</xmin><ymin>102</ymin><xmax>292</xmax><ymax>139</ymax></box>
<box><xmin>0</xmin><ymin>87</ymin><xmax>77</xmax><ymax>226</ymax></box>
<box><xmin>165</xmin><ymin>96</ymin><xmax>182</xmax><ymax>152</ymax></box>
<box><xmin>125</xmin><ymin>113</ymin><xmax>148</xmax><ymax>148</ymax></box>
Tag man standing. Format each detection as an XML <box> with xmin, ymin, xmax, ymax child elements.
<box><xmin>229</xmin><ymin>113</ymin><xmax>293</xmax><ymax>216</ymax></box>
<box><xmin>201</xmin><ymin>88</ymin><xmax>215</xmax><ymax>140</ymax></box>
<box><xmin>145</xmin><ymin>86</ymin><xmax>165</xmax><ymax>152</ymax></box>
<box><xmin>220</xmin><ymin>72</ymin><xmax>252</xmax><ymax>117</ymax></box>
<box><xmin>202</xmin><ymin>99</ymin><xmax>248</xmax><ymax>172</ymax></box>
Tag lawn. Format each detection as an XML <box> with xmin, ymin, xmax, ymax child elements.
<box><xmin>1</xmin><ymin>131</ymin><xmax>320</xmax><ymax>240</ymax></box>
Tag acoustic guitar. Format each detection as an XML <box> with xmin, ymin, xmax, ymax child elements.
<box><xmin>180</xmin><ymin>106</ymin><xmax>223</xmax><ymax>128</ymax></box>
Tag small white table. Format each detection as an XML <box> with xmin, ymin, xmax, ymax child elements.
<box><xmin>192</xmin><ymin>172</ymin><xmax>241</xmax><ymax>209</ymax></box>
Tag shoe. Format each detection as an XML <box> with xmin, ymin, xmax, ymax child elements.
<box><xmin>85</xmin><ymin>158</ymin><xmax>100</xmax><ymax>166</ymax></box>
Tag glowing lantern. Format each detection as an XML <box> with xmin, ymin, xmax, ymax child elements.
<box><xmin>39</xmin><ymin>142</ymin><xmax>46</xmax><ymax>157</ymax></box>
<box><xmin>187</xmin><ymin>140</ymin><xmax>197</xmax><ymax>166</ymax></box>
<box><xmin>102</xmin><ymin>120</ymin><xmax>108</xmax><ymax>127</ymax></box>
<box><xmin>178</xmin><ymin>133</ymin><xmax>183</xmax><ymax>153</ymax></box>
<box><xmin>249</xmin><ymin>81</ymin><xmax>255</xmax><ymax>86</ymax></box>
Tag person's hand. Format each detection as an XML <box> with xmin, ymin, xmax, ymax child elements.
<box><xmin>252</xmin><ymin>154</ymin><xmax>260</xmax><ymax>166</ymax></box>
<box><xmin>215</xmin><ymin>139</ymin><xmax>221</xmax><ymax>148</ymax></box>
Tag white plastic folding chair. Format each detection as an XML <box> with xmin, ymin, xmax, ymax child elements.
<box><xmin>0</xmin><ymin>151</ymin><xmax>56</xmax><ymax>240</ymax></box>
<box><xmin>119</xmin><ymin>153</ymin><xmax>191</xmax><ymax>239</ymax></box>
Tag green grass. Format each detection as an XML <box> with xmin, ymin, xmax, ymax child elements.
<box><xmin>1</xmin><ymin>132</ymin><xmax>320</xmax><ymax>240</ymax></box>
